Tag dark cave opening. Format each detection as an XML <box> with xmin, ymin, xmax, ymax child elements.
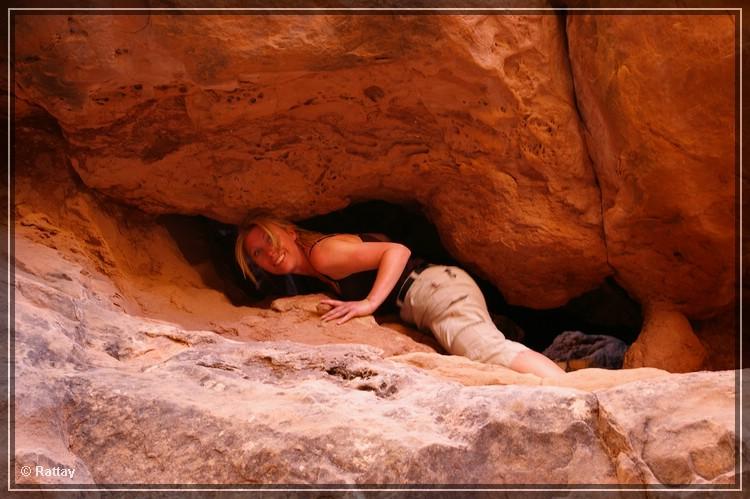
<box><xmin>174</xmin><ymin>200</ymin><xmax>642</xmax><ymax>362</ymax></box>
<box><xmin>298</xmin><ymin>201</ymin><xmax>643</xmax><ymax>353</ymax></box>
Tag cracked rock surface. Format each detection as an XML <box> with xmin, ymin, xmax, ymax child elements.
<box><xmin>13</xmin><ymin>224</ymin><xmax>739</xmax><ymax>484</ymax></box>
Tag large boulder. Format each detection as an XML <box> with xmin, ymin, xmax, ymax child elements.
<box><xmin>14</xmin><ymin>14</ymin><xmax>609</xmax><ymax>309</ymax></box>
<box><xmin>595</xmin><ymin>370</ymin><xmax>738</xmax><ymax>485</ymax></box>
<box><xmin>567</xmin><ymin>14</ymin><xmax>736</xmax><ymax>319</ymax></box>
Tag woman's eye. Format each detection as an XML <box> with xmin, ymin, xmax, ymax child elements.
<box><xmin>265</xmin><ymin>234</ymin><xmax>272</xmax><ymax>244</ymax></box>
<box><xmin>252</xmin><ymin>249</ymin><xmax>260</xmax><ymax>258</ymax></box>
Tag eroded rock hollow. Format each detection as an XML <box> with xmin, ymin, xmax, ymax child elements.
<box><xmin>12</xmin><ymin>12</ymin><xmax>739</xmax><ymax>486</ymax></box>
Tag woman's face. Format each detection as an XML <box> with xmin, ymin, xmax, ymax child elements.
<box><xmin>243</xmin><ymin>224</ymin><xmax>298</xmax><ymax>275</ymax></box>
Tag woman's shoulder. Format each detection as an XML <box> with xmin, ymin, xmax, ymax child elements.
<box><xmin>309</xmin><ymin>233</ymin><xmax>361</xmax><ymax>253</ymax></box>
<box><xmin>306</xmin><ymin>233</ymin><xmax>363</xmax><ymax>277</ymax></box>
<box><xmin>307</xmin><ymin>233</ymin><xmax>361</xmax><ymax>258</ymax></box>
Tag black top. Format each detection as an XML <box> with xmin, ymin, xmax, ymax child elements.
<box><xmin>308</xmin><ymin>233</ymin><xmax>424</xmax><ymax>313</ymax></box>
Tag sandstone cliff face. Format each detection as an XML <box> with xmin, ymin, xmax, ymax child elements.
<box><xmin>567</xmin><ymin>14</ymin><xmax>735</xmax><ymax>319</ymax></box>
<box><xmin>14</xmin><ymin>14</ymin><xmax>609</xmax><ymax>309</ymax></box>
<box><xmin>11</xmin><ymin>11</ymin><xmax>740</xmax><ymax>486</ymax></box>
<box><xmin>566</xmin><ymin>14</ymin><xmax>736</xmax><ymax>371</ymax></box>
<box><xmin>13</xmin><ymin>13</ymin><xmax>735</xmax><ymax>331</ymax></box>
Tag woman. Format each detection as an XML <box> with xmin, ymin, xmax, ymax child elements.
<box><xmin>235</xmin><ymin>214</ymin><xmax>564</xmax><ymax>379</ymax></box>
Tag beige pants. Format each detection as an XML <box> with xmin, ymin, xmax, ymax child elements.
<box><xmin>399</xmin><ymin>265</ymin><xmax>529</xmax><ymax>367</ymax></box>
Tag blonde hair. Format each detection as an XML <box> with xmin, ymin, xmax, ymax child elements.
<box><xmin>234</xmin><ymin>213</ymin><xmax>324</xmax><ymax>288</ymax></box>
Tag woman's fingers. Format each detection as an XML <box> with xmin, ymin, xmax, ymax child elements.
<box><xmin>336</xmin><ymin>310</ymin><xmax>355</xmax><ymax>325</ymax></box>
<box><xmin>319</xmin><ymin>299</ymin><xmax>344</xmax><ymax>320</ymax></box>
<box><xmin>319</xmin><ymin>300</ymin><xmax>371</xmax><ymax>324</ymax></box>
<box><xmin>319</xmin><ymin>301</ymin><xmax>340</xmax><ymax>316</ymax></box>
<box><xmin>321</xmin><ymin>305</ymin><xmax>348</xmax><ymax>322</ymax></box>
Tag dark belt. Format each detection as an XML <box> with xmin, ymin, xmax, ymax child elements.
<box><xmin>396</xmin><ymin>262</ymin><xmax>431</xmax><ymax>308</ymax></box>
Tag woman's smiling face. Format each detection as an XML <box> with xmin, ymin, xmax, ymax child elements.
<box><xmin>243</xmin><ymin>223</ymin><xmax>298</xmax><ymax>275</ymax></box>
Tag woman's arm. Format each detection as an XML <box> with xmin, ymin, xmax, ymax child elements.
<box><xmin>309</xmin><ymin>236</ymin><xmax>411</xmax><ymax>324</ymax></box>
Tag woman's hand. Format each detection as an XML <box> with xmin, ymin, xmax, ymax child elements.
<box><xmin>319</xmin><ymin>298</ymin><xmax>376</xmax><ymax>325</ymax></box>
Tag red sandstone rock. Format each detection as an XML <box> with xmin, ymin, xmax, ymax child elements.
<box><xmin>693</xmin><ymin>309</ymin><xmax>737</xmax><ymax>370</ymax></box>
<box><xmin>12</xmin><ymin>98</ymin><xmax>737</xmax><ymax>486</ymax></box>
<box><xmin>567</xmin><ymin>14</ymin><xmax>736</xmax><ymax>319</ymax></box>
<box><xmin>623</xmin><ymin>304</ymin><xmax>707</xmax><ymax>373</ymax></box>
<box><xmin>14</xmin><ymin>12</ymin><xmax>739</xmax><ymax>370</ymax></box>
<box><xmin>14</xmin><ymin>14</ymin><xmax>609</xmax><ymax>309</ymax></box>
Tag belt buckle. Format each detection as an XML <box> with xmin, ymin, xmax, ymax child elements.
<box><xmin>396</xmin><ymin>268</ymin><xmax>424</xmax><ymax>308</ymax></box>
<box><xmin>395</xmin><ymin>279</ymin><xmax>409</xmax><ymax>308</ymax></box>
